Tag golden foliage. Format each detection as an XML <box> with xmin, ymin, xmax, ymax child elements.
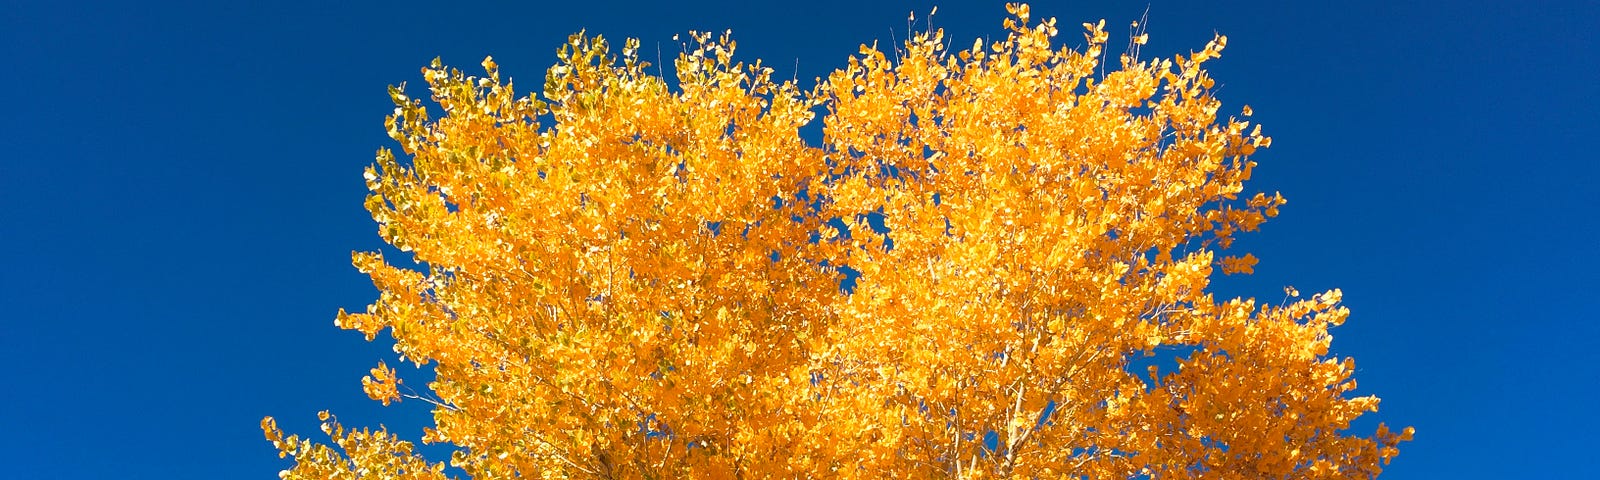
<box><xmin>267</xmin><ymin>5</ymin><xmax>1410</xmax><ymax>478</ymax></box>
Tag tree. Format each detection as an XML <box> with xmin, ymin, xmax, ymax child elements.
<box><xmin>264</xmin><ymin>5</ymin><xmax>1411</xmax><ymax>478</ymax></box>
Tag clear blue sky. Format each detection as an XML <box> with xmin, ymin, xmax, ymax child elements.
<box><xmin>3</xmin><ymin>1</ymin><xmax>1595</xmax><ymax>478</ymax></box>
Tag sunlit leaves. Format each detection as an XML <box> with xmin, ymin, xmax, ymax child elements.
<box><xmin>265</xmin><ymin>4</ymin><xmax>1407</xmax><ymax>479</ymax></box>
<box><xmin>362</xmin><ymin>361</ymin><xmax>402</xmax><ymax>406</ymax></box>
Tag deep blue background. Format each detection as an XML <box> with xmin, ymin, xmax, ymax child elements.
<box><xmin>3</xmin><ymin>1</ymin><xmax>1596</xmax><ymax>477</ymax></box>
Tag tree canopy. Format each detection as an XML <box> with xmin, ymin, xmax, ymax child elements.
<box><xmin>264</xmin><ymin>5</ymin><xmax>1410</xmax><ymax>478</ymax></box>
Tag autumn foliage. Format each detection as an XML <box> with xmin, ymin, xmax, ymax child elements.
<box><xmin>264</xmin><ymin>5</ymin><xmax>1410</xmax><ymax>478</ymax></box>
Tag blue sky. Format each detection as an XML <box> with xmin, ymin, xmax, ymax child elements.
<box><xmin>3</xmin><ymin>1</ymin><xmax>1595</xmax><ymax>478</ymax></box>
